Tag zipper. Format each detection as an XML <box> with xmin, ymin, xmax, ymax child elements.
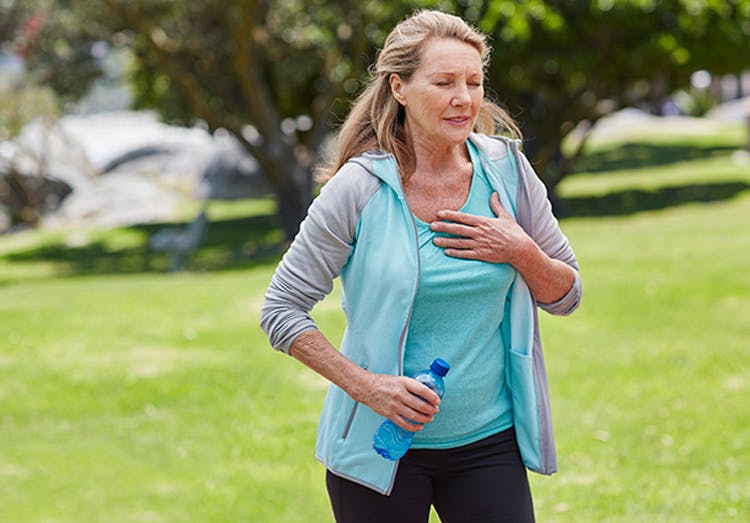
<box><xmin>340</xmin><ymin>402</ymin><xmax>360</xmax><ymax>440</ymax></box>
<box><xmin>397</xmin><ymin>208</ymin><xmax>421</xmax><ymax>376</ymax></box>
<box><xmin>387</xmin><ymin>165</ymin><xmax>423</xmax><ymax>491</ymax></box>
<box><xmin>340</xmin><ymin>362</ymin><xmax>368</xmax><ymax>440</ymax></box>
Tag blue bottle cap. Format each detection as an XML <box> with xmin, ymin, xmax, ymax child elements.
<box><xmin>430</xmin><ymin>358</ymin><xmax>450</xmax><ymax>377</ymax></box>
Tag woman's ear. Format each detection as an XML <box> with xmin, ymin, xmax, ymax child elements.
<box><xmin>389</xmin><ymin>73</ymin><xmax>406</xmax><ymax>106</ymax></box>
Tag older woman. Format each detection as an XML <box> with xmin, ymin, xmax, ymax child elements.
<box><xmin>261</xmin><ymin>9</ymin><xmax>582</xmax><ymax>523</ymax></box>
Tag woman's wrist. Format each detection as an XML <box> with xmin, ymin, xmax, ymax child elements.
<box><xmin>507</xmin><ymin>233</ymin><xmax>538</xmax><ymax>270</ymax></box>
<box><xmin>345</xmin><ymin>367</ymin><xmax>374</xmax><ymax>404</ymax></box>
<box><xmin>508</xmin><ymin>236</ymin><xmax>575</xmax><ymax>303</ymax></box>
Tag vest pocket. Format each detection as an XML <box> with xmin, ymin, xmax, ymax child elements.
<box><xmin>340</xmin><ymin>401</ymin><xmax>360</xmax><ymax>440</ymax></box>
<box><xmin>339</xmin><ymin>361</ymin><xmax>368</xmax><ymax>440</ymax></box>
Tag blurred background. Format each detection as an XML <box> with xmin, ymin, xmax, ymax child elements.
<box><xmin>1</xmin><ymin>1</ymin><xmax>748</xmax><ymax>522</ymax></box>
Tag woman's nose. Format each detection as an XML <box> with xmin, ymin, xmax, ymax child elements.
<box><xmin>451</xmin><ymin>85</ymin><xmax>471</xmax><ymax>106</ymax></box>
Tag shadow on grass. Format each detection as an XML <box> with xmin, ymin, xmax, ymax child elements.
<box><xmin>8</xmin><ymin>181</ymin><xmax>747</xmax><ymax>279</ymax></box>
<box><xmin>561</xmin><ymin>181</ymin><xmax>750</xmax><ymax>218</ymax></box>
<box><xmin>558</xmin><ymin>138</ymin><xmax>750</xmax><ymax>217</ymax></box>
<box><xmin>2</xmin><ymin>212</ymin><xmax>288</xmax><ymax>277</ymax></box>
<box><xmin>5</xmin><ymin>181</ymin><xmax>750</xmax><ymax>278</ymax></box>
<box><xmin>574</xmin><ymin>143</ymin><xmax>740</xmax><ymax>174</ymax></box>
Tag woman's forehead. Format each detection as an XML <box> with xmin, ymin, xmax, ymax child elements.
<box><xmin>418</xmin><ymin>38</ymin><xmax>483</xmax><ymax>73</ymax></box>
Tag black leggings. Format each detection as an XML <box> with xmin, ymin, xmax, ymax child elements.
<box><xmin>326</xmin><ymin>427</ymin><xmax>535</xmax><ymax>523</ymax></box>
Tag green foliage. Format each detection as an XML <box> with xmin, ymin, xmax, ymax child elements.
<box><xmin>474</xmin><ymin>0</ymin><xmax>750</xmax><ymax>188</ymax></box>
<box><xmin>0</xmin><ymin>0</ymin><xmax>105</xmax><ymax>102</ymax></box>
<box><xmin>0</xmin><ymin>84</ymin><xmax>59</xmax><ymax>141</ymax></box>
<box><xmin>92</xmin><ymin>1</ymin><xmax>405</xmax><ymax>133</ymax></box>
<box><xmin>0</xmin><ymin>1</ymin><xmax>69</xmax><ymax>139</ymax></box>
<box><xmin>673</xmin><ymin>87</ymin><xmax>720</xmax><ymax>117</ymax></box>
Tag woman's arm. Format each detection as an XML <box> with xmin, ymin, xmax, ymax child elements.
<box><xmin>260</xmin><ymin>164</ymin><xmax>372</xmax><ymax>353</ymax></box>
<box><xmin>260</xmin><ymin>163</ymin><xmax>439</xmax><ymax>430</ymax></box>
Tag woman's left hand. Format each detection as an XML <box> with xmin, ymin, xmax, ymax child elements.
<box><xmin>430</xmin><ymin>192</ymin><xmax>530</xmax><ymax>265</ymax></box>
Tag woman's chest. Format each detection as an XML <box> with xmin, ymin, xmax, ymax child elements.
<box><xmin>402</xmin><ymin>167</ymin><xmax>474</xmax><ymax>223</ymax></box>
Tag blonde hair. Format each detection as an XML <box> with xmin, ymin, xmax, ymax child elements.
<box><xmin>316</xmin><ymin>9</ymin><xmax>521</xmax><ymax>182</ymax></box>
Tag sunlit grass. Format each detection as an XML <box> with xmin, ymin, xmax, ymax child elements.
<box><xmin>531</xmin><ymin>193</ymin><xmax>750</xmax><ymax>522</ymax></box>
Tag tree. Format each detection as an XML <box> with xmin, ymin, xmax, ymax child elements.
<box><xmin>470</xmin><ymin>0</ymin><xmax>750</xmax><ymax>201</ymax></box>
<box><xmin>76</xmin><ymin>0</ymin><xmax>412</xmax><ymax>240</ymax></box>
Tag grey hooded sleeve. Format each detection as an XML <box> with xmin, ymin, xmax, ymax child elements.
<box><xmin>259</xmin><ymin>162</ymin><xmax>380</xmax><ymax>354</ymax></box>
<box><xmin>515</xmin><ymin>148</ymin><xmax>582</xmax><ymax>316</ymax></box>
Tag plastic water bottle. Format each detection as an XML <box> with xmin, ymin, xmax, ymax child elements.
<box><xmin>373</xmin><ymin>358</ymin><xmax>450</xmax><ymax>460</ymax></box>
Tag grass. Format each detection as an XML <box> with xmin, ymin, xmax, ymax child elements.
<box><xmin>1</xmin><ymin>270</ymin><xmax>332</xmax><ymax>522</ymax></box>
<box><xmin>1</xmin><ymin>119</ymin><xmax>749</xmax><ymax>522</ymax></box>
<box><xmin>535</xmin><ymin>195</ymin><xmax>750</xmax><ymax>521</ymax></box>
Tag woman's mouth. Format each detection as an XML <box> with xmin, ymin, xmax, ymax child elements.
<box><xmin>445</xmin><ymin>116</ymin><xmax>470</xmax><ymax>125</ymax></box>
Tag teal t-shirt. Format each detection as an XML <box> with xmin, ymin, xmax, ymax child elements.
<box><xmin>406</xmin><ymin>140</ymin><xmax>515</xmax><ymax>449</ymax></box>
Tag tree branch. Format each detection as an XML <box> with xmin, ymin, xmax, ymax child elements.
<box><xmin>227</xmin><ymin>2</ymin><xmax>283</xmax><ymax>148</ymax></box>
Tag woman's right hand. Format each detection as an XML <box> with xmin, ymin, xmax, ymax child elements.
<box><xmin>287</xmin><ymin>331</ymin><xmax>440</xmax><ymax>432</ymax></box>
<box><xmin>351</xmin><ymin>372</ymin><xmax>441</xmax><ymax>432</ymax></box>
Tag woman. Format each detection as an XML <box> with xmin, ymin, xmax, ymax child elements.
<box><xmin>261</xmin><ymin>9</ymin><xmax>582</xmax><ymax>523</ymax></box>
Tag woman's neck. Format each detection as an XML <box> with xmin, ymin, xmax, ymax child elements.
<box><xmin>408</xmin><ymin>133</ymin><xmax>471</xmax><ymax>180</ymax></box>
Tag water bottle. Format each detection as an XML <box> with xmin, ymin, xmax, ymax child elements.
<box><xmin>373</xmin><ymin>358</ymin><xmax>450</xmax><ymax>460</ymax></box>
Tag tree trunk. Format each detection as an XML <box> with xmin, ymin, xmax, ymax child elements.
<box><xmin>736</xmin><ymin>74</ymin><xmax>744</xmax><ymax>99</ymax></box>
<box><xmin>274</xmin><ymin>173</ymin><xmax>312</xmax><ymax>242</ymax></box>
<box><xmin>519</xmin><ymin>129</ymin><xmax>566</xmax><ymax>214</ymax></box>
<box><xmin>254</xmin><ymin>151</ymin><xmax>312</xmax><ymax>241</ymax></box>
<box><xmin>232</xmin><ymin>127</ymin><xmax>314</xmax><ymax>242</ymax></box>
<box><xmin>521</xmin><ymin>112</ymin><xmax>606</xmax><ymax>217</ymax></box>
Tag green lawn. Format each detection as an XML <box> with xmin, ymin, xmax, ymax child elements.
<box><xmin>1</xmin><ymin>120</ymin><xmax>748</xmax><ymax>522</ymax></box>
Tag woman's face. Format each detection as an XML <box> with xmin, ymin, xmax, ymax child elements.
<box><xmin>390</xmin><ymin>37</ymin><xmax>484</xmax><ymax>148</ymax></box>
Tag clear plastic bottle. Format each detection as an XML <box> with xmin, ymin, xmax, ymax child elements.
<box><xmin>373</xmin><ymin>358</ymin><xmax>450</xmax><ymax>460</ymax></box>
